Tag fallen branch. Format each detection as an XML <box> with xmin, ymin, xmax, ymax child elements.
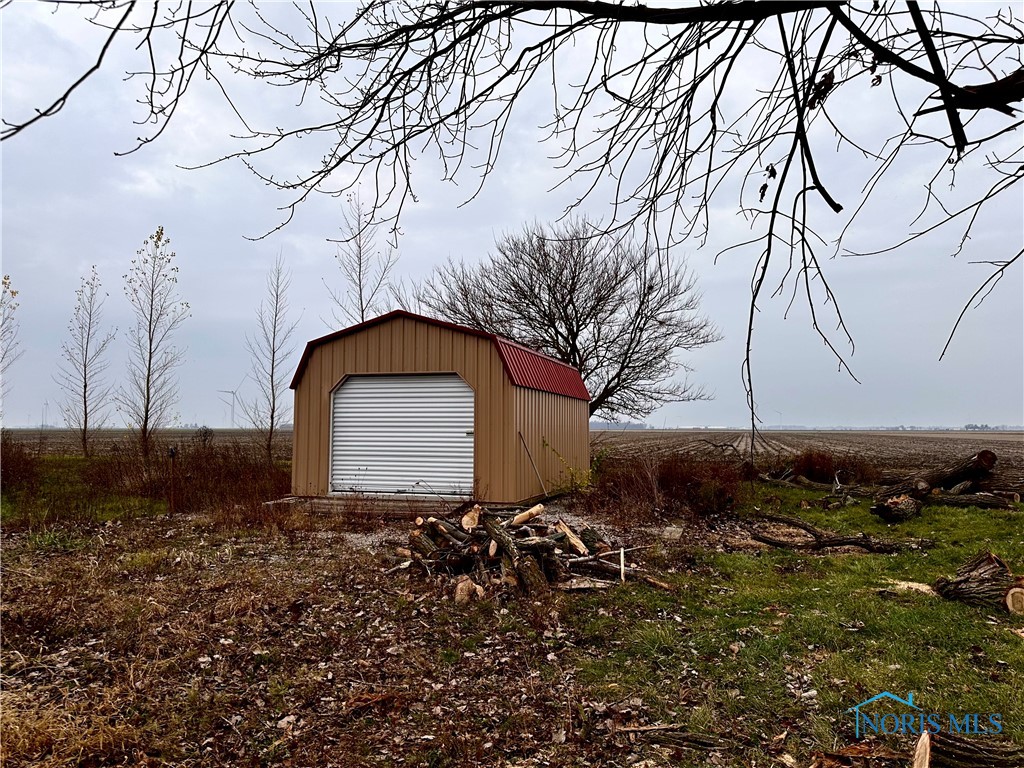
<box><xmin>927</xmin><ymin>492</ymin><xmax>1015</xmax><ymax>510</ymax></box>
<box><xmin>752</xmin><ymin>513</ymin><xmax>933</xmax><ymax>553</ymax></box>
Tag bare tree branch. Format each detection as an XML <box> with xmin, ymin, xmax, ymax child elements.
<box><xmin>420</xmin><ymin>217</ymin><xmax>720</xmax><ymax>420</ymax></box>
<box><xmin>0</xmin><ymin>274</ymin><xmax>23</xmax><ymax>415</ymax></box>
<box><xmin>327</xmin><ymin>187</ymin><xmax>399</xmax><ymax>326</ymax></box>
<box><xmin>2</xmin><ymin>0</ymin><xmax>1021</xmax><ymax>420</ymax></box>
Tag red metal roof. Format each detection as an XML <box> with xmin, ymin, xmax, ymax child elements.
<box><xmin>493</xmin><ymin>339</ymin><xmax>591</xmax><ymax>401</ymax></box>
<box><xmin>289</xmin><ymin>310</ymin><xmax>590</xmax><ymax>402</ymax></box>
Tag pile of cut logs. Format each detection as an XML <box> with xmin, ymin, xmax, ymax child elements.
<box><xmin>400</xmin><ymin>504</ymin><xmax>671</xmax><ymax>599</ymax></box>
<box><xmin>870</xmin><ymin>450</ymin><xmax>1019</xmax><ymax>522</ymax></box>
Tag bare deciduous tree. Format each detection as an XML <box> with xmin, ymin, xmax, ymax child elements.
<box><xmin>0</xmin><ymin>274</ymin><xmax>22</xmax><ymax>413</ymax></box>
<box><xmin>420</xmin><ymin>219</ymin><xmax>721</xmax><ymax>420</ymax></box>
<box><xmin>55</xmin><ymin>266</ymin><xmax>116</xmax><ymax>456</ymax></box>
<box><xmin>327</xmin><ymin>189</ymin><xmax>398</xmax><ymax>326</ymax></box>
<box><xmin>243</xmin><ymin>255</ymin><xmax>298</xmax><ymax>463</ymax></box>
<box><xmin>118</xmin><ymin>227</ymin><xmax>189</xmax><ymax>460</ymax></box>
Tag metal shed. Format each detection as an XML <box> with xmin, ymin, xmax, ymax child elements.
<box><xmin>289</xmin><ymin>310</ymin><xmax>590</xmax><ymax>504</ymax></box>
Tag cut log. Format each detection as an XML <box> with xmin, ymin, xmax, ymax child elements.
<box><xmin>403</xmin><ymin>503</ymin><xmax>672</xmax><ymax>598</ymax></box>
<box><xmin>913</xmin><ymin>730</ymin><xmax>1024</xmax><ymax>768</ymax></box>
<box><xmin>875</xmin><ymin>450</ymin><xmax>997</xmax><ymax>502</ymax></box>
<box><xmin>752</xmin><ymin>513</ymin><xmax>932</xmax><ymax>553</ymax></box>
<box><xmin>869</xmin><ymin>495</ymin><xmax>924</xmax><ymax>523</ymax></box>
<box><xmin>580</xmin><ymin>526</ymin><xmax>612</xmax><ymax>555</ymax></box>
<box><xmin>409</xmin><ymin>529</ymin><xmax>438</xmax><ymax>557</ymax></box>
<box><xmin>461</xmin><ymin>504</ymin><xmax>482</xmax><ymax>531</ymax></box>
<box><xmin>990</xmin><ymin>490</ymin><xmax>1022</xmax><ymax>503</ymax></box>
<box><xmin>928</xmin><ymin>492</ymin><xmax>1015</xmax><ymax>510</ymax></box>
<box><xmin>1006</xmin><ymin>586</ymin><xmax>1024</xmax><ymax>614</ymax></box>
<box><xmin>933</xmin><ymin>551</ymin><xmax>1023</xmax><ymax>613</ymax></box>
<box><xmin>554</xmin><ymin>520</ymin><xmax>589</xmax><ymax>556</ymax></box>
<box><xmin>505</xmin><ymin>503</ymin><xmax>545</xmax><ymax>527</ymax></box>
<box><xmin>948</xmin><ymin>480</ymin><xmax>973</xmax><ymax>495</ymax></box>
<box><xmin>483</xmin><ymin>514</ymin><xmax>549</xmax><ymax>595</ymax></box>
<box><xmin>428</xmin><ymin>517</ymin><xmax>470</xmax><ymax>545</ymax></box>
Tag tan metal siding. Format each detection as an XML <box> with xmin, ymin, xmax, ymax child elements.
<box><xmin>514</xmin><ymin>387</ymin><xmax>590</xmax><ymax>499</ymax></box>
<box><xmin>292</xmin><ymin>315</ymin><xmax>521</xmax><ymax>501</ymax></box>
<box><xmin>292</xmin><ymin>314</ymin><xmax>589</xmax><ymax>502</ymax></box>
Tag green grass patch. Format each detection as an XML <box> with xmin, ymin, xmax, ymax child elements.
<box><xmin>562</xmin><ymin>487</ymin><xmax>1024</xmax><ymax>758</ymax></box>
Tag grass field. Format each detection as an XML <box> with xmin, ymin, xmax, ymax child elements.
<box><xmin>2</xmin><ymin>430</ymin><xmax>1023</xmax><ymax>766</ymax></box>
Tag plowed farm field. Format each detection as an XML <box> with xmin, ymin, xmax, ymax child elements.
<box><xmin>593</xmin><ymin>429</ymin><xmax>1024</xmax><ymax>485</ymax></box>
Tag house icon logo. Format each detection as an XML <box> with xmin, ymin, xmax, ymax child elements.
<box><xmin>846</xmin><ymin>691</ymin><xmax>921</xmax><ymax>738</ymax></box>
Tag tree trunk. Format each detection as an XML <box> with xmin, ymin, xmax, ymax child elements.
<box><xmin>914</xmin><ymin>730</ymin><xmax>1024</xmax><ymax>768</ymax></box>
<box><xmin>933</xmin><ymin>552</ymin><xmax>1023</xmax><ymax>613</ymax></box>
<box><xmin>876</xmin><ymin>451</ymin><xmax>997</xmax><ymax>502</ymax></box>
<box><xmin>928</xmin><ymin>493</ymin><xmax>1015</xmax><ymax>510</ymax></box>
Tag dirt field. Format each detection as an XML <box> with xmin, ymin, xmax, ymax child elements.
<box><xmin>593</xmin><ymin>429</ymin><xmax>1024</xmax><ymax>485</ymax></box>
<box><xmin>11</xmin><ymin>427</ymin><xmax>1024</xmax><ymax>473</ymax></box>
<box><xmin>5</xmin><ymin>428</ymin><xmax>294</xmax><ymax>462</ymax></box>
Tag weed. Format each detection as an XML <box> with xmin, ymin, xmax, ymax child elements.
<box><xmin>577</xmin><ymin>452</ymin><xmax>746</xmax><ymax>524</ymax></box>
<box><xmin>765</xmin><ymin>448</ymin><xmax>883</xmax><ymax>485</ymax></box>
<box><xmin>25</xmin><ymin>528</ymin><xmax>85</xmax><ymax>552</ymax></box>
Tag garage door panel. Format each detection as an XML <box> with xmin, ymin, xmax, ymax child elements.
<box><xmin>330</xmin><ymin>374</ymin><xmax>475</xmax><ymax>496</ymax></box>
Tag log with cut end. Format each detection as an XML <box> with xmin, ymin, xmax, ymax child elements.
<box><xmin>933</xmin><ymin>551</ymin><xmax>1024</xmax><ymax>614</ymax></box>
<box><xmin>870</xmin><ymin>494</ymin><xmax>924</xmax><ymax>523</ymax></box>
<box><xmin>876</xmin><ymin>451</ymin><xmax>998</xmax><ymax>503</ymax></box>
<box><xmin>461</xmin><ymin>504</ymin><xmax>482</xmax><ymax>531</ymax></box>
<box><xmin>554</xmin><ymin>520</ymin><xmax>589</xmax><ymax>556</ymax></box>
<box><xmin>409</xmin><ymin>529</ymin><xmax>439</xmax><ymax>557</ymax></box>
<box><xmin>913</xmin><ymin>730</ymin><xmax>1024</xmax><ymax>768</ymax></box>
<box><xmin>483</xmin><ymin>514</ymin><xmax>549</xmax><ymax>596</ymax></box>
<box><xmin>401</xmin><ymin>503</ymin><xmax>672</xmax><ymax>598</ymax></box>
<box><xmin>505</xmin><ymin>503</ymin><xmax>545</xmax><ymax>527</ymax></box>
<box><xmin>580</xmin><ymin>526</ymin><xmax>612</xmax><ymax>555</ymax></box>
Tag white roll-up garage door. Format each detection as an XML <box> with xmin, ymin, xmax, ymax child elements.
<box><xmin>330</xmin><ymin>374</ymin><xmax>475</xmax><ymax>496</ymax></box>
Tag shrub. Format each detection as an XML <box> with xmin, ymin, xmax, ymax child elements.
<box><xmin>2</xmin><ymin>430</ymin><xmax>291</xmax><ymax>529</ymax></box>
<box><xmin>787</xmin><ymin>449</ymin><xmax>881</xmax><ymax>485</ymax></box>
<box><xmin>1</xmin><ymin>430</ymin><xmax>41</xmax><ymax>496</ymax></box>
<box><xmin>170</xmin><ymin>434</ymin><xmax>290</xmax><ymax>516</ymax></box>
<box><xmin>576</xmin><ymin>452</ymin><xmax>745</xmax><ymax>525</ymax></box>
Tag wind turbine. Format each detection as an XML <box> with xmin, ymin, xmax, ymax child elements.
<box><xmin>217</xmin><ymin>374</ymin><xmax>249</xmax><ymax>428</ymax></box>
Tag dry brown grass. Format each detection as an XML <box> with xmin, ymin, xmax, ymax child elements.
<box><xmin>575</xmin><ymin>452</ymin><xmax>747</xmax><ymax>526</ymax></box>
<box><xmin>0</xmin><ymin>513</ymin><xmax>587</xmax><ymax>767</ymax></box>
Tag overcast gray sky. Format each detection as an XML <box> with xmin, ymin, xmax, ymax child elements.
<box><xmin>2</xmin><ymin>2</ymin><xmax>1022</xmax><ymax>429</ymax></box>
